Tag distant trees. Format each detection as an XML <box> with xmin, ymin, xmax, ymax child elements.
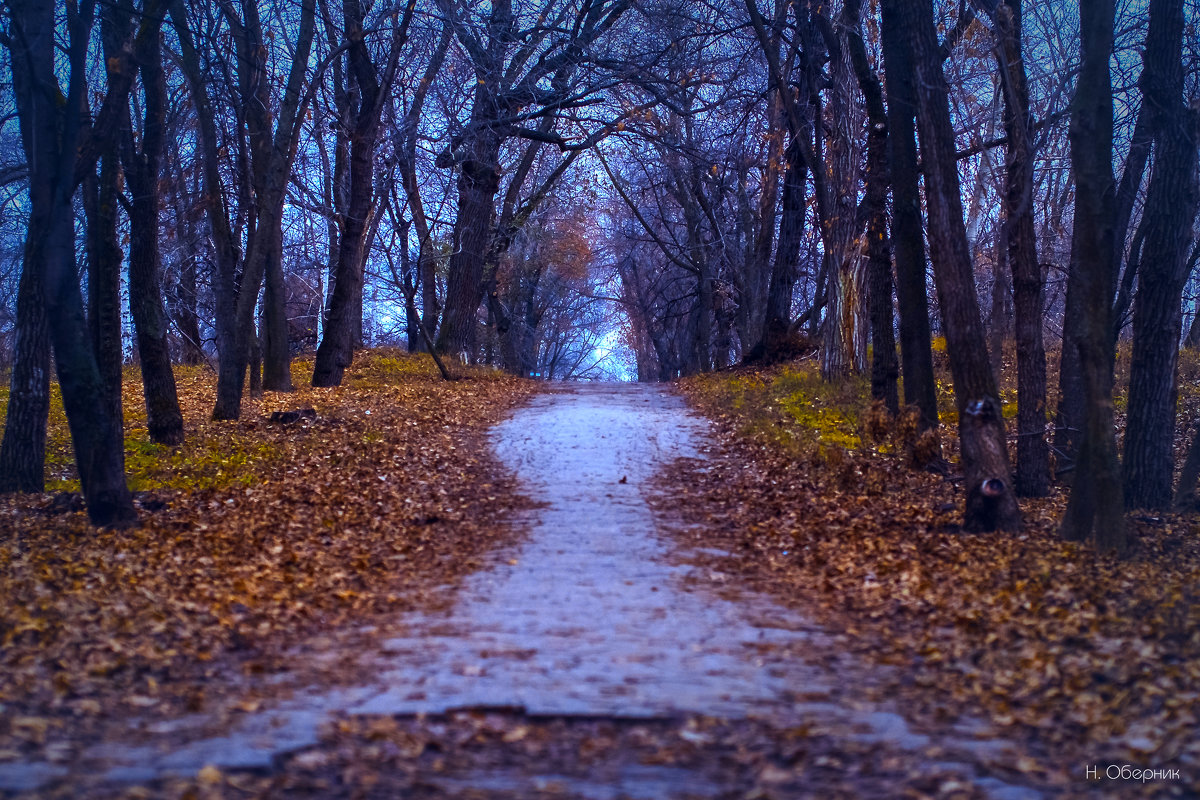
<box><xmin>0</xmin><ymin>0</ymin><xmax>1198</xmax><ymax>546</ymax></box>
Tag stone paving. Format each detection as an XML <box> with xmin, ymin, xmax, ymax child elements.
<box><xmin>1</xmin><ymin>383</ymin><xmax>1043</xmax><ymax>798</ymax></box>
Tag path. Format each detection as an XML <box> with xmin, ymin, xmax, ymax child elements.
<box><xmin>3</xmin><ymin>384</ymin><xmax>1044</xmax><ymax>798</ymax></box>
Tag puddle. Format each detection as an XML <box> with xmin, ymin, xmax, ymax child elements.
<box><xmin>8</xmin><ymin>383</ymin><xmax>1046</xmax><ymax>798</ymax></box>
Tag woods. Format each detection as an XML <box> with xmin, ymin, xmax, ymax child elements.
<box><xmin>0</xmin><ymin>0</ymin><xmax>1198</xmax><ymax>533</ymax></box>
<box><xmin>3</xmin><ymin>2</ymin><xmax>1200</xmax><ymax>794</ymax></box>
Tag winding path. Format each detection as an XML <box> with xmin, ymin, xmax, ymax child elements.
<box><xmin>4</xmin><ymin>383</ymin><xmax>1043</xmax><ymax>798</ymax></box>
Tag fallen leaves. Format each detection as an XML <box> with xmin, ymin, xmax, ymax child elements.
<box><xmin>654</xmin><ymin>358</ymin><xmax>1200</xmax><ymax>798</ymax></box>
<box><xmin>0</xmin><ymin>349</ymin><xmax>538</xmax><ymax>767</ymax></box>
<box><xmin>86</xmin><ymin>710</ymin><xmax>998</xmax><ymax>799</ymax></box>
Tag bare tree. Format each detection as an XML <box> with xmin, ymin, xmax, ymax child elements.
<box><xmin>884</xmin><ymin>0</ymin><xmax>1020</xmax><ymax>532</ymax></box>
<box><xmin>1059</xmin><ymin>0</ymin><xmax>1125</xmax><ymax>552</ymax></box>
<box><xmin>2</xmin><ymin>0</ymin><xmax>142</xmax><ymax>525</ymax></box>
<box><xmin>432</xmin><ymin>0</ymin><xmax>632</xmax><ymax>358</ymax></box>
<box><xmin>312</xmin><ymin>0</ymin><xmax>416</xmax><ymax>387</ymax></box>
<box><xmin>1121</xmin><ymin>0</ymin><xmax>1200</xmax><ymax>510</ymax></box>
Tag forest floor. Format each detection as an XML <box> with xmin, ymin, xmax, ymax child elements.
<box><xmin>0</xmin><ymin>348</ymin><xmax>1197</xmax><ymax>799</ymax></box>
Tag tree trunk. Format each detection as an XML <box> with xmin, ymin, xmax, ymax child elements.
<box><xmin>122</xmin><ymin>8</ymin><xmax>184</xmax><ymax>446</ymax></box>
<box><xmin>759</xmin><ymin>139</ymin><xmax>806</xmax><ymax>360</ymax></box>
<box><xmin>437</xmin><ymin>127</ymin><xmax>503</xmax><ymax>358</ymax></box>
<box><xmin>1059</xmin><ymin>0</ymin><xmax>1125</xmax><ymax>552</ymax></box>
<box><xmin>261</xmin><ymin>228</ymin><xmax>294</xmax><ymax>392</ymax></box>
<box><xmin>83</xmin><ymin>152</ymin><xmax>126</xmax><ymax>442</ymax></box>
<box><xmin>9</xmin><ymin>0</ymin><xmax>138</xmax><ymax>526</ymax></box>
<box><xmin>845</xmin><ymin>0</ymin><xmax>899</xmax><ymax>413</ymax></box>
<box><xmin>890</xmin><ymin>0</ymin><xmax>1020</xmax><ymax>532</ymax></box>
<box><xmin>879</xmin><ymin>0</ymin><xmax>939</xmax><ymax>432</ymax></box>
<box><xmin>994</xmin><ymin>0</ymin><xmax>1049</xmax><ymax>497</ymax></box>
<box><xmin>1121</xmin><ymin>0</ymin><xmax>1199</xmax><ymax>511</ymax></box>
<box><xmin>0</xmin><ymin>225</ymin><xmax>50</xmax><ymax>493</ymax></box>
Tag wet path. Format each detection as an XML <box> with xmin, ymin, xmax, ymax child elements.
<box><xmin>4</xmin><ymin>384</ymin><xmax>1042</xmax><ymax>797</ymax></box>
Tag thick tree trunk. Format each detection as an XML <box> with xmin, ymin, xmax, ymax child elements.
<box><xmin>314</xmin><ymin>138</ymin><xmax>373</xmax><ymax>386</ymax></box>
<box><xmin>0</xmin><ymin>228</ymin><xmax>50</xmax><ymax>493</ymax></box>
<box><xmin>993</xmin><ymin>0</ymin><xmax>1050</xmax><ymax>497</ymax></box>
<box><xmin>891</xmin><ymin>0</ymin><xmax>1020</xmax><ymax>532</ymax></box>
<box><xmin>820</xmin><ymin>22</ymin><xmax>868</xmax><ymax>381</ymax></box>
<box><xmin>1060</xmin><ymin>0</ymin><xmax>1125</xmax><ymax>552</ymax></box>
<box><xmin>879</xmin><ymin>0</ymin><xmax>939</xmax><ymax>432</ymax></box>
<box><xmin>122</xmin><ymin>13</ymin><xmax>184</xmax><ymax>446</ymax></box>
<box><xmin>1121</xmin><ymin>0</ymin><xmax>1199</xmax><ymax>510</ymax></box>
<box><xmin>437</xmin><ymin>130</ymin><xmax>503</xmax><ymax>358</ymax></box>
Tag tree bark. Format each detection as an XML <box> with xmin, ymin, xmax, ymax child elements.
<box><xmin>879</xmin><ymin>0</ymin><xmax>939</xmax><ymax>432</ymax></box>
<box><xmin>0</xmin><ymin>219</ymin><xmax>50</xmax><ymax>493</ymax></box>
<box><xmin>760</xmin><ymin>138</ymin><xmax>806</xmax><ymax>360</ymax></box>
<box><xmin>5</xmin><ymin>0</ymin><xmax>138</xmax><ymax>526</ymax></box>
<box><xmin>83</xmin><ymin>152</ymin><xmax>126</xmax><ymax>441</ymax></box>
<box><xmin>1059</xmin><ymin>0</ymin><xmax>1125</xmax><ymax>552</ymax></box>
<box><xmin>1121</xmin><ymin>0</ymin><xmax>1200</xmax><ymax>511</ymax></box>
<box><xmin>120</xmin><ymin>3</ymin><xmax>183</xmax><ymax>446</ymax></box>
<box><xmin>845</xmin><ymin>0</ymin><xmax>899</xmax><ymax>413</ymax></box>
<box><xmin>437</xmin><ymin>126</ymin><xmax>503</xmax><ymax>358</ymax></box>
<box><xmin>991</xmin><ymin>0</ymin><xmax>1049</xmax><ymax>496</ymax></box>
<box><xmin>888</xmin><ymin>0</ymin><xmax>1020</xmax><ymax>531</ymax></box>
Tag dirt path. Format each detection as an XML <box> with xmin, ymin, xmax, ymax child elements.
<box><xmin>5</xmin><ymin>383</ymin><xmax>1052</xmax><ymax>798</ymax></box>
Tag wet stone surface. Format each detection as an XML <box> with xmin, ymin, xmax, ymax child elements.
<box><xmin>4</xmin><ymin>383</ymin><xmax>1047</xmax><ymax>798</ymax></box>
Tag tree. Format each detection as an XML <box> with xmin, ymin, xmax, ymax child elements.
<box><xmin>3</xmin><ymin>0</ymin><xmax>139</xmax><ymax>525</ymax></box>
<box><xmin>312</xmin><ymin>0</ymin><xmax>415</xmax><ymax>387</ymax></box>
<box><xmin>433</xmin><ymin>0</ymin><xmax>632</xmax><ymax>358</ymax></box>
<box><xmin>117</xmin><ymin>0</ymin><xmax>184</xmax><ymax>445</ymax></box>
<box><xmin>1059</xmin><ymin>0</ymin><xmax>1125</xmax><ymax>552</ymax></box>
<box><xmin>886</xmin><ymin>0</ymin><xmax>1020</xmax><ymax>532</ymax></box>
<box><xmin>878</xmin><ymin>0</ymin><xmax>939</xmax><ymax>432</ymax></box>
<box><xmin>1120</xmin><ymin>0</ymin><xmax>1200</xmax><ymax>510</ymax></box>
<box><xmin>843</xmin><ymin>0</ymin><xmax>898</xmax><ymax>412</ymax></box>
<box><xmin>981</xmin><ymin>0</ymin><xmax>1049</xmax><ymax>496</ymax></box>
<box><xmin>171</xmin><ymin>0</ymin><xmax>318</xmax><ymax>420</ymax></box>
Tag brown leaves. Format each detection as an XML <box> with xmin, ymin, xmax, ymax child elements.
<box><xmin>0</xmin><ymin>350</ymin><xmax>538</xmax><ymax>763</ymax></box>
<box><xmin>659</xmin><ymin>362</ymin><xmax>1200</xmax><ymax>795</ymax></box>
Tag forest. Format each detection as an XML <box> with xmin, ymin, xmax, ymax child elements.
<box><xmin>1</xmin><ymin>0</ymin><xmax>1199</xmax><ymax>541</ymax></box>
<box><xmin>2</xmin><ymin>0</ymin><xmax>1200</xmax><ymax>795</ymax></box>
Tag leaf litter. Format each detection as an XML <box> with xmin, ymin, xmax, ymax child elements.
<box><xmin>0</xmin><ymin>351</ymin><xmax>539</xmax><ymax>784</ymax></box>
<box><xmin>646</xmin><ymin>359</ymin><xmax>1200</xmax><ymax>798</ymax></box>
